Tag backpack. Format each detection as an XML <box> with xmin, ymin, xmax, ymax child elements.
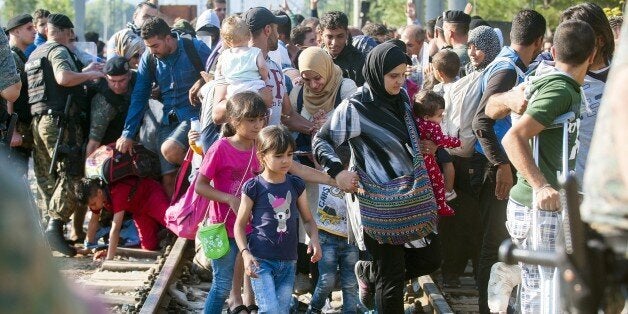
<box><xmin>164</xmin><ymin>150</ymin><xmax>209</xmax><ymax>239</ymax></box>
<box><xmin>85</xmin><ymin>143</ymin><xmax>160</xmax><ymax>184</ymax></box>
<box><xmin>442</xmin><ymin>57</ymin><xmax>525</xmax><ymax>157</ymax></box>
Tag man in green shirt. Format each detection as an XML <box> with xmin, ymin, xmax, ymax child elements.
<box><xmin>501</xmin><ymin>20</ymin><xmax>596</xmax><ymax>313</ymax></box>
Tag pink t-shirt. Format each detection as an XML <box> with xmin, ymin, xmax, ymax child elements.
<box><xmin>199</xmin><ymin>138</ymin><xmax>260</xmax><ymax>237</ymax></box>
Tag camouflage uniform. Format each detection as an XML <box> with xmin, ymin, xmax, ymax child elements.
<box><xmin>30</xmin><ymin>41</ymin><xmax>85</xmax><ymax>222</ymax></box>
<box><xmin>10</xmin><ymin>46</ymin><xmax>34</xmax><ymax>177</ymax></box>
<box><xmin>88</xmin><ymin>74</ymin><xmax>134</xmax><ymax>146</ymax></box>
<box><xmin>0</xmin><ymin>32</ymin><xmax>20</xmax><ymax>103</ymax></box>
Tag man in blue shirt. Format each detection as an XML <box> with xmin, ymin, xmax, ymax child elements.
<box><xmin>23</xmin><ymin>9</ymin><xmax>50</xmax><ymax>58</ymax></box>
<box><xmin>116</xmin><ymin>17</ymin><xmax>210</xmax><ymax>197</ymax></box>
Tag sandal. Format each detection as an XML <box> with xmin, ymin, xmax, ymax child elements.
<box><xmin>247</xmin><ymin>304</ymin><xmax>259</xmax><ymax>314</ymax></box>
<box><xmin>227</xmin><ymin>305</ymin><xmax>250</xmax><ymax>314</ymax></box>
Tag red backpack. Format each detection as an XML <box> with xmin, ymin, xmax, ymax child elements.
<box><xmin>85</xmin><ymin>143</ymin><xmax>160</xmax><ymax>184</ymax></box>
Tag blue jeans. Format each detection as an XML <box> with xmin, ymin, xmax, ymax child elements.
<box><xmin>203</xmin><ymin>238</ymin><xmax>238</xmax><ymax>314</ymax></box>
<box><xmin>250</xmin><ymin>258</ymin><xmax>296</xmax><ymax>314</ymax></box>
<box><xmin>309</xmin><ymin>231</ymin><xmax>359</xmax><ymax>313</ymax></box>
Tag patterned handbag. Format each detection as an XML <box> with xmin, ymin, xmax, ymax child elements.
<box><xmin>355</xmin><ymin>105</ymin><xmax>438</xmax><ymax>245</ymax></box>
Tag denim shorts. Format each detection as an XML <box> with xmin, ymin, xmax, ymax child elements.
<box><xmin>157</xmin><ymin>120</ymin><xmax>190</xmax><ymax>174</ymax></box>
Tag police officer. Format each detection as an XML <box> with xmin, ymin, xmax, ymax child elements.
<box><xmin>86</xmin><ymin>56</ymin><xmax>136</xmax><ymax>156</ymax></box>
<box><xmin>6</xmin><ymin>13</ymin><xmax>36</xmax><ymax>176</ymax></box>
<box><xmin>27</xmin><ymin>14</ymin><xmax>104</xmax><ymax>256</ymax></box>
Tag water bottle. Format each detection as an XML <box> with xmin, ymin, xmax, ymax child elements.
<box><xmin>190</xmin><ymin>117</ymin><xmax>201</xmax><ymax>148</ymax></box>
<box><xmin>410</xmin><ymin>54</ymin><xmax>422</xmax><ymax>85</ymax></box>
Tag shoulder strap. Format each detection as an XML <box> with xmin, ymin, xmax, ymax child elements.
<box><xmin>182</xmin><ymin>37</ymin><xmax>204</xmax><ymax>74</ymax></box>
<box><xmin>492</xmin><ymin>56</ymin><xmax>525</xmax><ymax>79</ymax></box>
<box><xmin>297</xmin><ymin>87</ymin><xmax>304</xmax><ymax>114</ymax></box>
<box><xmin>334</xmin><ymin>81</ymin><xmax>344</xmax><ymax>106</ymax></box>
<box><xmin>148</xmin><ymin>54</ymin><xmax>157</xmax><ymax>82</ymax></box>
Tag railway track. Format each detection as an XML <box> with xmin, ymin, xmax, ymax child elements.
<box><xmin>55</xmin><ymin>237</ymin><xmax>480</xmax><ymax>314</ymax></box>
<box><xmin>56</xmin><ymin>237</ymin><xmax>210</xmax><ymax>313</ymax></box>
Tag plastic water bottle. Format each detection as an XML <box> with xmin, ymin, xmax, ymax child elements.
<box><xmin>410</xmin><ymin>54</ymin><xmax>422</xmax><ymax>85</ymax></box>
<box><xmin>190</xmin><ymin>117</ymin><xmax>201</xmax><ymax>147</ymax></box>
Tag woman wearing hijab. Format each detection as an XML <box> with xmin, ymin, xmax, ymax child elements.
<box><xmin>291</xmin><ymin>47</ymin><xmax>357</xmax><ymax>122</ymax></box>
<box><xmin>437</xmin><ymin>24</ymin><xmax>502</xmax><ymax>290</ymax></box>
<box><xmin>466</xmin><ymin>25</ymin><xmax>502</xmax><ymax>74</ymax></box>
<box><xmin>313</xmin><ymin>43</ymin><xmax>441</xmax><ymax>312</ymax></box>
<box><xmin>289</xmin><ymin>47</ymin><xmax>357</xmax><ymax>297</ymax></box>
<box><xmin>111</xmin><ymin>30</ymin><xmax>145</xmax><ymax>69</ymax></box>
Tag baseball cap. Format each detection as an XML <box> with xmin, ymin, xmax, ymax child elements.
<box><xmin>243</xmin><ymin>7</ymin><xmax>290</xmax><ymax>32</ymax></box>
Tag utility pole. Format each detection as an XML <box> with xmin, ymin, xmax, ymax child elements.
<box><xmin>425</xmin><ymin>0</ymin><xmax>444</xmax><ymax>21</ymax></box>
<box><xmin>74</xmin><ymin>0</ymin><xmax>86</xmax><ymax>40</ymax></box>
<box><xmin>447</xmin><ymin>0</ymin><xmax>466</xmax><ymax>11</ymax></box>
<box><xmin>353</xmin><ymin>0</ymin><xmax>360</xmax><ymax>27</ymax></box>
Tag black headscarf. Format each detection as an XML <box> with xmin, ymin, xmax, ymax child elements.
<box><xmin>362</xmin><ymin>42</ymin><xmax>411</xmax><ymax>104</ymax></box>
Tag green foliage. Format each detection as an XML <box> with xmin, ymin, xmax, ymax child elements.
<box><xmin>2</xmin><ymin>0</ymin><xmax>37</xmax><ymax>22</ymax></box>
<box><xmin>85</xmin><ymin>0</ymin><xmax>135</xmax><ymax>39</ymax></box>
<box><xmin>474</xmin><ymin>0</ymin><xmax>624</xmax><ymax>29</ymax></box>
<box><xmin>36</xmin><ymin>0</ymin><xmax>74</xmax><ymax>20</ymax></box>
<box><xmin>603</xmin><ymin>0</ymin><xmax>624</xmax><ymax>17</ymax></box>
<box><xmin>368</xmin><ymin>0</ymin><xmax>407</xmax><ymax>27</ymax></box>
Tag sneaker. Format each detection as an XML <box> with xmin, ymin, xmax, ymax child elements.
<box><xmin>354</xmin><ymin>261</ymin><xmax>375</xmax><ymax>309</ymax></box>
<box><xmin>445</xmin><ymin>190</ymin><xmax>457</xmax><ymax>201</ymax></box>
<box><xmin>293</xmin><ymin>273</ymin><xmax>312</xmax><ymax>294</ymax></box>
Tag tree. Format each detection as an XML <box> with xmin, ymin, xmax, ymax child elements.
<box><xmin>473</xmin><ymin>0</ymin><xmax>624</xmax><ymax>29</ymax></box>
<box><xmin>36</xmin><ymin>0</ymin><xmax>74</xmax><ymax>20</ymax></box>
<box><xmin>2</xmin><ymin>0</ymin><xmax>37</xmax><ymax>22</ymax></box>
<box><xmin>368</xmin><ymin>0</ymin><xmax>407</xmax><ymax>27</ymax></box>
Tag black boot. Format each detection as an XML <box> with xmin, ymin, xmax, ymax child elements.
<box><xmin>45</xmin><ymin>219</ymin><xmax>76</xmax><ymax>257</ymax></box>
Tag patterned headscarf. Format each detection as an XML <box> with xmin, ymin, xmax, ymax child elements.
<box><xmin>112</xmin><ymin>29</ymin><xmax>145</xmax><ymax>63</ymax></box>
<box><xmin>467</xmin><ymin>25</ymin><xmax>501</xmax><ymax>71</ymax></box>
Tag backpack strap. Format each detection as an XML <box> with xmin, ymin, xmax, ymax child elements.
<box><xmin>147</xmin><ymin>37</ymin><xmax>204</xmax><ymax>82</ymax></box>
<box><xmin>297</xmin><ymin>87</ymin><xmax>304</xmax><ymax>115</ymax></box>
<box><xmin>182</xmin><ymin>37</ymin><xmax>204</xmax><ymax>75</ymax></box>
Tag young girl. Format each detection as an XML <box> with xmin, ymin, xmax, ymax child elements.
<box><xmin>215</xmin><ymin>15</ymin><xmax>269</xmax><ymax>98</ymax></box>
<box><xmin>76</xmin><ymin>177</ymin><xmax>169</xmax><ymax>260</ymax></box>
<box><xmin>197</xmin><ymin>93</ymin><xmax>334</xmax><ymax>314</ymax></box>
<box><xmin>413</xmin><ymin>90</ymin><xmax>461</xmax><ymax>217</ymax></box>
<box><xmin>235</xmin><ymin>126</ymin><xmax>322</xmax><ymax>313</ymax></box>
<box><xmin>196</xmin><ymin>92</ymin><xmax>266</xmax><ymax>314</ymax></box>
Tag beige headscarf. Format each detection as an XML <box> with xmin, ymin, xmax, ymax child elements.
<box><xmin>112</xmin><ymin>29</ymin><xmax>145</xmax><ymax>61</ymax></box>
<box><xmin>298</xmin><ymin>47</ymin><xmax>344</xmax><ymax>116</ymax></box>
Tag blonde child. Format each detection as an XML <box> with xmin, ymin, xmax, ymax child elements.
<box><xmin>235</xmin><ymin>125</ymin><xmax>322</xmax><ymax>313</ymax></box>
<box><xmin>216</xmin><ymin>15</ymin><xmax>269</xmax><ymax>98</ymax></box>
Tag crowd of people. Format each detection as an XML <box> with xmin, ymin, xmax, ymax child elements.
<box><xmin>0</xmin><ymin>0</ymin><xmax>626</xmax><ymax>313</ymax></box>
